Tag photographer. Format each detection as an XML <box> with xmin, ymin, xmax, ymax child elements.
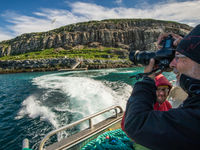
<box><xmin>124</xmin><ymin>24</ymin><xmax>200</xmax><ymax>150</ymax></box>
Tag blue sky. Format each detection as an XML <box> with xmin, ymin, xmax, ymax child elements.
<box><xmin>0</xmin><ymin>0</ymin><xmax>199</xmax><ymax>42</ymax></box>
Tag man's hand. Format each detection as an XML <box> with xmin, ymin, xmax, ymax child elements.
<box><xmin>157</xmin><ymin>33</ymin><xmax>183</xmax><ymax>49</ymax></box>
<box><xmin>144</xmin><ymin>58</ymin><xmax>156</xmax><ymax>79</ymax></box>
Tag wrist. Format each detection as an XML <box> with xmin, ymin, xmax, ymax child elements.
<box><xmin>147</xmin><ymin>74</ymin><xmax>155</xmax><ymax>79</ymax></box>
<box><xmin>143</xmin><ymin>76</ymin><xmax>155</xmax><ymax>81</ymax></box>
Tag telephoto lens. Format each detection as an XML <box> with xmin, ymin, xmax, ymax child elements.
<box><xmin>129</xmin><ymin>50</ymin><xmax>156</xmax><ymax>66</ymax></box>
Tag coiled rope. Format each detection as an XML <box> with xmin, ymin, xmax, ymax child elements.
<box><xmin>81</xmin><ymin>129</ymin><xmax>134</xmax><ymax>150</ymax></box>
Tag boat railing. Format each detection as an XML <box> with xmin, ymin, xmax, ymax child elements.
<box><xmin>39</xmin><ymin>105</ymin><xmax>123</xmax><ymax>150</ymax></box>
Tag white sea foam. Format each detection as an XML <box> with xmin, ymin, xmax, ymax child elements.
<box><xmin>15</xmin><ymin>69</ymin><xmax>133</xmax><ymax>144</ymax></box>
<box><xmin>17</xmin><ymin>69</ymin><xmax>132</xmax><ymax>132</ymax></box>
<box><xmin>33</xmin><ymin>75</ymin><xmax>115</xmax><ymax>115</ymax></box>
<box><xmin>102</xmin><ymin>80</ymin><xmax>132</xmax><ymax>110</ymax></box>
<box><xmin>15</xmin><ymin>95</ymin><xmax>59</xmax><ymax>128</ymax></box>
<box><xmin>43</xmin><ymin>68</ymin><xmax>118</xmax><ymax>78</ymax></box>
<box><xmin>116</xmin><ymin>70</ymin><xmax>136</xmax><ymax>74</ymax></box>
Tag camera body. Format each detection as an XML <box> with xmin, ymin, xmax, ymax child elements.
<box><xmin>129</xmin><ymin>35</ymin><xmax>175</xmax><ymax>71</ymax></box>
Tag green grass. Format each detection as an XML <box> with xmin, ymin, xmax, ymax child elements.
<box><xmin>0</xmin><ymin>47</ymin><xmax>126</xmax><ymax>61</ymax></box>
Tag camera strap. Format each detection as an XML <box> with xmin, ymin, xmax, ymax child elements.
<box><xmin>129</xmin><ymin>67</ymin><xmax>163</xmax><ymax>80</ymax></box>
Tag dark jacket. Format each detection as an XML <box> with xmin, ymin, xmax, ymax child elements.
<box><xmin>124</xmin><ymin>77</ymin><xmax>200</xmax><ymax>150</ymax></box>
<box><xmin>121</xmin><ymin>101</ymin><xmax>172</xmax><ymax>132</ymax></box>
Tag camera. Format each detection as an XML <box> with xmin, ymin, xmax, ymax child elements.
<box><xmin>129</xmin><ymin>35</ymin><xmax>175</xmax><ymax>71</ymax></box>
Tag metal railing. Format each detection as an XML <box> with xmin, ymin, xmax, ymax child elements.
<box><xmin>39</xmin><ymin>105</ymin><xmax>123</xmax><ymax>150</ymax></box>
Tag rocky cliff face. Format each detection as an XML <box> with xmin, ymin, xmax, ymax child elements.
<box><xmin>0</xmin><ymin>19</ymin><xmax>192</xmax><ymax>57</ymax></box>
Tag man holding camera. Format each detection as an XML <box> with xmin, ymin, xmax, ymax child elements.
<box><xmin>124</xmin><ymin>24</ymin><xmax>200</xmax><ymax>150</ymax></box>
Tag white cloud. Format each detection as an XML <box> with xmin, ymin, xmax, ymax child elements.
<box><xmin>0</xmin><ymin>34</ymin><xmax>11</xmax><ymax>42</ymax></box>
<box><xmin>0</xmin><ymin>0</ymin><xmax>200</xmax><ymax>42</ymax></box>
<box><xmin>70</xmin><ymin>2</ymin><xmax>121</xmax><ymax>19</ymax></box>
<box><xmin>3</xmin><ymin>9</ymin><xmax>87</xmax><ymax>35</ymax></box>
<box><xmin>70</xmin><ymin>1</ymin><xmax>200</xmax><ymax>26</ymax></box>
<box><xmin>0</xmin><ymin>28</ymin><xmax>13</xmax><ymax>42</ymax></box>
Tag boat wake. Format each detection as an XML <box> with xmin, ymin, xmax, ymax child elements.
<box><xmin>15</xmin><ymin>69</ymin><xmax>132</xmax><ymax>147</ymax></box>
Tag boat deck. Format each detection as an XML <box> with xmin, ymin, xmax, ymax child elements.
<box><xmin>38</xmin><ymin>105</ymin><xmax>123</xmax><ymax>150</ymax></box>
<box><xmin>46</xmin><ymin>113</ymin><xmax>123</xmax><ymax>150</ymax></box>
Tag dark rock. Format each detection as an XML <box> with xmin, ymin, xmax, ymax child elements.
<box><xmin>0</xmin><ymin>19</ymin><xmax>192</xmax><ymax>57</ymax></box>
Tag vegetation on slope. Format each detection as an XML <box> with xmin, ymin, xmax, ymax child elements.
<box><xmin>0</xmin><ymin>47</ymin><xmax>127</xmax><ymax>61</ymax></box>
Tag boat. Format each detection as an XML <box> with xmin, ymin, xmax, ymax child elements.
<box><xmin>22</xmin><ymin>86</ymin><xmax>187</xmax><ymax>150</ymax></box>
<box><xmin>22</xmin><ymin>105</ymin><xmax>126</xmax><ymax>150</ymax></box>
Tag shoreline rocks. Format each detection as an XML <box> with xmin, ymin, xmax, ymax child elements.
<box><xmin>0</xmin><ymin>58</ymin><xmax>133</xmax><ymax>74</ymax></box>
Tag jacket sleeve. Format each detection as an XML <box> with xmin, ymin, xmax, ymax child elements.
<box><xmin>166</xmin><ymin>100</ymin><xmax>172</xmax><ymax>110</ymax></box>
<box><xmin>124</xmin><ymin>77</ymin><xmax>200</xmax><ymax>150</ymax></box>
<box><xmin>124</xmin><ymin>77</ymin><xmax>157</xmax><ymax>141</ymax></box>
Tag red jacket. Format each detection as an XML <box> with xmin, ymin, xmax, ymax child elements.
<box><xmin>154</xmin><ymin>100</ymin><xmax>172</xmax><ymax>111</ymax></box>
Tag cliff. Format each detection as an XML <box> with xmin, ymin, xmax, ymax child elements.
<box><xmin>0</xmin><ymin>19</ymin><xmax>193</xmax><ymax>73</ymax></box>
<box><xmin>0</xmin><ymin>19</ymin><xmax>192</xmax><ymax>57</ymax></box>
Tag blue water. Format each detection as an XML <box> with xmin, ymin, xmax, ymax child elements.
<box><xmin>0</xmin><ymin>67</ymin><xmax>175</xmax><ymax>150</ymax></box>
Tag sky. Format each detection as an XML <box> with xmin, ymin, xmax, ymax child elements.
<box><xmin>0</xmin><ymin>0</ymin><xmax>199</xmax><ymax>42</ymax></box>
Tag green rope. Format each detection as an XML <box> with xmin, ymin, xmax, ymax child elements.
<box><xmin>81</xmin><ymin>129</ymin><xmax>134</xmax><ymax>150</ymax></box>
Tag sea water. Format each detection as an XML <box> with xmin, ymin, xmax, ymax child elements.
<box><xmin>0</xmin><ymin>67</ymin><xmax>175</xmax><ymax>150</ymax></box>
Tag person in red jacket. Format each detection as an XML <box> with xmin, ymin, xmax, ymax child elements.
<box><xmin>154</xmin><ymin>74</ymin><xmax>172</xmax><ymax>111</ymax></box>
<box><xmin>121</xmin><ymin>74</ymin><xmax>172</xmax><ymax>131</ymax></box>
